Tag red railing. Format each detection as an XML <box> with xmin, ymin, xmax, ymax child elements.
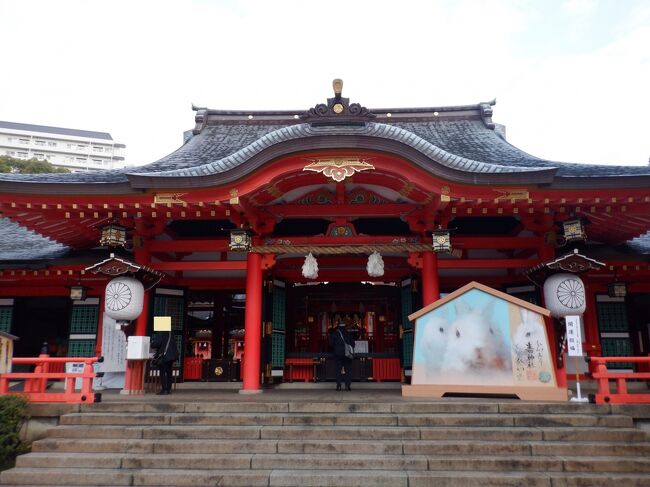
<box><xmin>0</xmin><ymin>354</ymin><xmax>101</xmax><ymax>403</ymax></box>
<box><xmin>586</xmin><ymin>355</ymin><xmax>650</xmax><ymax>404</ymax></box>
<box><xmin>183</xmin><ymin>357</ymin><xmax>203</xmax><ymax>380</ymax></box>
<box><xmin>372</xmin><ymin>358</ymin><xmax>401</xmax><ymax>382</ymax></box>
<box><xmin>284</xmin><ymin>358</ymin><xmax>315</xmax><ymax>382</ymax></box>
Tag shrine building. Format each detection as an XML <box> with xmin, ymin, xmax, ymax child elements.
<box><xmin>1</xmin><ymin>80</ymin><xmax>649</xmax><ymax>392</ymax></box>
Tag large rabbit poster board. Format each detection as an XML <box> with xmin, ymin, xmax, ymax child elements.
<box><xmin>402</xmin><ymin>282</ymin><xmax>567</xmax><ymax>401</ymax></box>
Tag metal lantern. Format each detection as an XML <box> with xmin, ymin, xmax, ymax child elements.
<box><xmin>562</xmin><ymin>219</ymin><xmax>586</xmax><ymax>243</ymax></box>
<box><xmin>229</xmin><ymin>229</ymin><xmax>251</xmax><ymax>251</ymax></box>
<box><xmin>431</xmin><ymin>228</ymin><xmax>451</xmax><ymax>253</ymax></box>
<box><xmin>608</xmin><ymin>281</ymin><xmax>627</xmax><ymax>298</ymax></box>
<box><xmin>69</xmin><ymin>285</ymin><xmax>87</xmax><ymax>301</ymax></box>
<box><xmin>100</xmin><ymin>223</ymin><xmax>127</xmax><ymax>247</ymax></box>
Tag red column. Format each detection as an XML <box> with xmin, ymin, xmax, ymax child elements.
<box><xmin>582</xmin><ymin>285</ymin><xmax>600</xmax><ymax>355</ymax></box>
<box><xmin>94</xmin><ymin>297</ymin><xmax>105</xmax><ymax>356</ymax></box>
<box><xmin>422</xmin><ymin>251</ymin><xmax>440</xmax><ymax>306</ymax></box>
<box><xmin>241</xmin><ymin>252</ymin><xmax>263</xmax><ymax>393</ymax></box>
<box><xmin>123</xmin><ymin>245</ymin><xmax>150</xmax><ymax>395</ymax></box>
<box><xmin>135</xmin><ymin>290</ymin><xmax>150</xmax><ymax>337</ymax></box>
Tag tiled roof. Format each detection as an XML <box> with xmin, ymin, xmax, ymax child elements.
<box><xmin>628</xmin><ymin>231</ymin><xmax>650</xmax><ymax>254</ymax></box>
<box><xmin>0</xmin><ymin>105</ymin><xmax>649</xmax><ymax>186</ymax></box>
<box><xmin>0</xmin><ymin>218</ymin><xmax>69</xmax><ymax>261</ymax></box>
<box><xmin>0</xmin><ymin>121</ymin><xmax>113</xmax><ymax>141</ymax></box>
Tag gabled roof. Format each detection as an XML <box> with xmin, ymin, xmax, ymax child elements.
<box><xmin>0</xmin><ymin>121</ymin><xmax>113</xmax><ymax>141</ymax></box>
<box><xmin>408</xmin><ymin>281</ymin><xmax>551</xmax><ymax>322</ymax></box>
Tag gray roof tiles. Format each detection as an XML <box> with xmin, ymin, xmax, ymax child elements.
<box><xmin>0</xmin><ymin>218</ymin><xmax>68</xmax><ymax>261</ymax></box>
<box><xmin>0</xmin><ymin>110</ymin><xmax>648</xmax><ymax>186</ymax></box>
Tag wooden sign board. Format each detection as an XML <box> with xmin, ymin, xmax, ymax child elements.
<box><xmin>403</xmin><ymin>281</ymin><xmax>567</xmax><ymax>401</ymax></box>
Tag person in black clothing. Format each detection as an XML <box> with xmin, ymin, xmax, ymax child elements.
<box><xmin>151</xmin><ymin>331</ymin><xmax>179</xmax><ymax>395</ymax></box>
<box><xmin>329</xmin><ymin>322</ymin><xmax>355</xmax><ymax>391</ymax></box>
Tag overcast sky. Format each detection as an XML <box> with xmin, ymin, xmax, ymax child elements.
<box><xmin>1</xmin><ymin>0</ymin><xmax>648</xmax><ymax>168</ymax></box>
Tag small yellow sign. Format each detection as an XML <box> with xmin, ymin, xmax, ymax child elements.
<box><xmin>153</xmin><ymin>316</ymin><xmax>172</xmax><ymax>331</ymax></box>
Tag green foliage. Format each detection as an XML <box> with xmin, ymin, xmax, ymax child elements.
<box><xmin>0</xmin><ymin>155</ymin><xmax>69</xmax><ymax>174</ymax></box>
<box><xmin>0</xmin><ymin>395</ymin><xmax>29</xmax><ymax>471</ymax></box>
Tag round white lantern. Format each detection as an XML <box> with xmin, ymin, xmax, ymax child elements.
<box><xmin>104</xmin><ymin>276</ymin><xmax>144</xmax><ymax>322</ymax></box>
<box><xmin>543</xmin><ymin>273</ymin><xmax>586</xmax><ymax>318</ymax></box>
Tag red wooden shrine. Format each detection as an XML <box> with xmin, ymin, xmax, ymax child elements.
<box><xmin>1</xmin><ymin>80</ymin><xmax>650</xmax><ymax>395</ymax></box>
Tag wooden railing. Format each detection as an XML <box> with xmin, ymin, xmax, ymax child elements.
<box><xmin>586</xmin><ymin>355</ymin><xmax>650</xmax><ymax>404</ymax></box>
<box><xmin>0</xmin><ymin>354</ymin><xmax>101</xmax><ymax>403</ymax></box>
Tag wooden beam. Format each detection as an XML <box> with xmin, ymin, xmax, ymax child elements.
<box><xmin>150</xmin><ymin>261</ymin><xmax>247</xmax><ymax>271</ymax></box>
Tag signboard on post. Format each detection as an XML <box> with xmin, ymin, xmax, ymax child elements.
<box><xmin>565</xmin><ymin>315</ymin><xmax>583</xmax><ymax>357</ymax></box>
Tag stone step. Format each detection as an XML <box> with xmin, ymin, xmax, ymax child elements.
<box><xmin>58</xmin><ymin>411</ymin><xmax>634</xmax><ymax>428</ymax></box>
<box><xmin>15</xmin><ymin>452</ymin><xmax>650</xmax><ymax>473</ymax></box>
<box><xmin>46</xmin><ymin>422</ymin><xmax>648</xmax><ymax>443</ymax></box>
<box><xmin>78</xmin><ymin>401</ymin><xmax>614</xmax><ymax>416</ymax></box>
<box><xmin>4</xmin><ymin>468</ymin><xmax>650</xmax><ymax>487</ymax></box>
<box><xmin>0</xmin><ymin>467</ymin><xmax>133</xmax><ymax>486</ymax></box>
<box><xmin>406</xmin><ymin>471</ymin><xmax>650</xmax><ymax>487</ymax></box>
<box><xmin>419</xmin><ymin>426</ymin><xmax>648</xmax><ymax>442</ymax></box>
<box><xmin>0</xmin><ymin>467</ymin><xmax>272</xmax><ymax>486</ymax></box>
<box><xmin>31</xmin><ymin>436</ymin><xmax>650</xmax><ymax>457</ymax></box>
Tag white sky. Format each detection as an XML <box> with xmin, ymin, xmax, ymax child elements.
<box><xmin>1</xmin><ymin>0</ymin><xmax>648</xmax><ymax>168</ymax></box>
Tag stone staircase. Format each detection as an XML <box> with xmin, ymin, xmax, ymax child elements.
<box><xmin>2</xmin><ymin>399</ymin><xmax>650</xmax><ymax>486</ymax></box>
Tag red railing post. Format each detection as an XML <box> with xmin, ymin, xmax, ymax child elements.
<box><xmin>595</xmin><ymin>363</ymin><xmax>610</xmax><ymax>397</ymax></box>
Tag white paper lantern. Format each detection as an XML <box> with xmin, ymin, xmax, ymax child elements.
<box><xmin>104</xmin><ymin>276</ymin><xmax>144</xmax><ymax>322</ymax></box>
<box><xmin>543</xmin><ymin>273</ymin><xmax>586</xmax><ymax>318</ymax></box>
<box><xmin>366</xmin><ymin>251</ymin><xmax>385</xmax><ymax>277</ymax></box>
<box><xmin>301</xmin><ymin>253</ymin><xmax>319</xmax><ymax>279</ymax></box>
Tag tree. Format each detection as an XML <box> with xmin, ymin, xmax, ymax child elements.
<box><xmin>0</xmin><ymin>155</ymin><xmax>70</xmax><ymax>174</ymax></box>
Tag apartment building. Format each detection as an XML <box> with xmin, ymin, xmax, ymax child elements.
<box><xmin>0</xmin><ymin>121</ymin><xmax>126</xmax><ymax>172</ymax></box>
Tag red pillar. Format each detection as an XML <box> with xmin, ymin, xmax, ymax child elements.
<box><xmin>241</xmin><ymin>252</ymin><xmax>263</xmax><ymax>393</ymax></box>
<box><xmin>422</xmin><ymin>251</ymin><xmax>440</xmax><ymax>306</ymax></box>
<box><xmin>123</xmin><ymin>245</ymin><xmax>150</xmax><ymax>395</ymax></box>
<box><xmin>135</xmin><ymin>290</ymin><xmax>150</xmax><ymax>337</ymax></box>
<box><xmin>94</xmin><ymin>297</ymin><xmax>105</xmax><ymax>356</ymax></box>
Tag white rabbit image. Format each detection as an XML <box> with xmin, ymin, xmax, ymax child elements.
<box><xmin>441</xmin><ymin>298</ymin><xmax>512</xmax><ymax>377</ymax></box>
<box><xmin>418</xmin><ymin>308</ymin><xmax>450</xmax><ymax>379</ymax></box>
<box><xmin>512</xmin><ymin>307</ymin><xmax>546</xmax><ymax>369</ymax></box>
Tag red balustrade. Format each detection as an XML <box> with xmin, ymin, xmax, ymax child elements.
<box><xmin>0</xmin><ymin>354</ymin><xmax>101</xmax><ymax>403</ymax></box>
<box><xmin>284</xmin><ymin>358</ymin><xmax>315</xmax><ymax>382</ymax></box>
<box><xmin>372</xmin><ymin>358</ymin><xmax>401</xmax><ymax>382</ymax></box>
<box><xmin>586</xmin><ymin>355</ymin><xmax>650</xmax><ymax>404</ymax></box>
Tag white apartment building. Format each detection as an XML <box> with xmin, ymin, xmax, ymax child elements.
<box><xmin>0</xmin><ymin>121</ymin><xmax>126</xmax><ymax>172</ymax></box>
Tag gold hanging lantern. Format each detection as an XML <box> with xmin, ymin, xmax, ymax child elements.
<box><xmin>562</xmin><ymin>219</ymin><xmax>586</xmax><ymax>243</ymax></box>
<box><xmin>608</xmin><ymin>281</ymin><xmax>627</xmax><ymax>298</ymax></box>
<box><xmin>99</xmin><ymin>223</ymin><xmax>127</xmax><ymax>247</ymax></box>
<box><xmin>229</xmin><ymin>229</ymin><xmax>252</xmax><ymax>251</ymax></box>
<box><xmin>431</xmin><ymin>227</ymin><xmax>451</xmax><ymax>253</ymax></box>
<box><xmin>69</xmin><ymin>285</ymin><xmax>87</xmax><ymax>301</ymax></box>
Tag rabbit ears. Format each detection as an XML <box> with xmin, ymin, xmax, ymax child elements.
<box><xmin>453</xmin><ymin>298</ymin><xmax>496</xmax><ymax>320</ymax></box>
<box><xmin>519</xmin><ymin>307</ymin><xmax>539</xmax><ymax>324</ymax></box>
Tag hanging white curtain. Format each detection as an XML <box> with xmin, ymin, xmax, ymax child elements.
<box><xmin>366</xmin><ymin>251</ymin><xmax>385</xmax><ymax>277</ymax></box>
<box><xmin>302</xmin><ymin>252</ymin><xmax>319</xmax><ymax>279</ymax></box>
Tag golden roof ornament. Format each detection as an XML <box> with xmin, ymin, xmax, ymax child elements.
<box><xmin>300</xmin><ymin>78</ymin><xmax>375</xmax><ymax>122</ymax></box>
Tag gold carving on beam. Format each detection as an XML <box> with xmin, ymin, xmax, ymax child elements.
<box><xmin>302</xmin><ymin>156</ymin><xmax>375</xmax><ymax>182</ymax></box>
<box><xmin>154</xmin><ymin>193</ymin><xmax>186</xmax><ymax>204</ymax></box>
<box><xmin>229</xmin><ymin>188</ymin><xmax>239</xmax><ymax>205</ymax></box>
<box><xmin>493</xmin><ymin>189</ymin><xmax>530</xmax><ymax>202</ymax></box>
<box><xmin>267</xmin><ymin>184</ymin><xmax>282</xmax><ymax>199</ymax></box>
<box><xmin>399</xmin><ymin>182</ymin><xmax>415</xmax><ymax>197</ymax></box>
